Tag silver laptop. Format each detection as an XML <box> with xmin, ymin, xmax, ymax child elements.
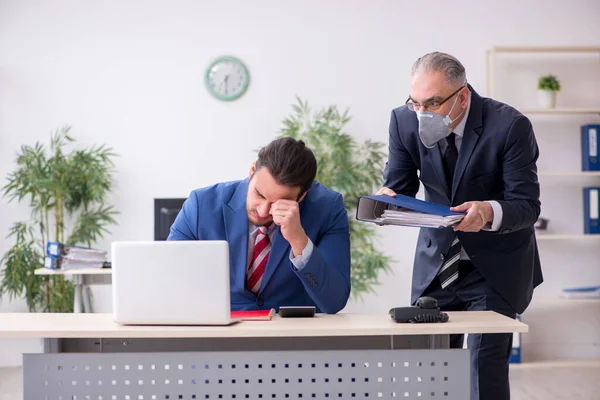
<box><xmin>111</xmin><ymin>240</ymin><xmax>234</xmax><ymax>325</ymax></box>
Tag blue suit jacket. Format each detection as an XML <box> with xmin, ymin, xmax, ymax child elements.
<box><xmin>167</xmin><ymin>179</ymin><xmax>351</xmax><ymax>314</ymax></box>
<box><xmin>384</xmin><ymin>85</ymin><xmax>543</xmax><ymax>314</ymax></box>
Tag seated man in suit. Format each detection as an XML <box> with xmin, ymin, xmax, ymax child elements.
<box><xmin>168</xmin><ymin>137</ymin><xmax>351</xmax><ymax>314</ymax></box>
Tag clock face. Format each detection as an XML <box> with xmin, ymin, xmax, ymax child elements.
<box><xmin>205</xmin><ymin>56</ymin><xmax>249</xmax><ymax>101</ymax></box>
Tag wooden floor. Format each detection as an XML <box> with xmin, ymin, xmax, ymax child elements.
<box><xmin>0</xmin><ymin>366</ymin><xmax>21</xmax><ymax>400</ymax></box>
<box><xmin>1</xmin><ymin>360</ymin><xmax>599</xmax><ymax>399</ymax></box>
<box><xmin>509</xmin><ymin>360</ymin><xmax>600</xmax><ymax>400</ymax></box>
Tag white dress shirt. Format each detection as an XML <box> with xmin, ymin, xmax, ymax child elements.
<box><xmin>438</xmin><ymin>92</ymin><xmax>504</xmax><ymax>260</ymax></box>
<box><xmin>246</xmin><ymin>223</ymin><xmax>314</xmax><ymax>274</ymax></box>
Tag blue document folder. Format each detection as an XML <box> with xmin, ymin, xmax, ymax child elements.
<box><xmin>581</xmin><ymin>125</ymin><xmax>600</xmax><ymax>171</ymax></box>
<box><xmin>583</xmin><ymin>187</ymin><xmax>600</xmax><ymax>234</ymax></box>
<box><xmin>356</xmin><ymin>194</ymin><xmax>466</xmax><ymax>228</ymax></box>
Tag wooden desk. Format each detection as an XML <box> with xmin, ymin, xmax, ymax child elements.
<box><xmin>34</xmin><ymin>268</ymin><xmax>112</xmax><ymax>313</ymax></box>
<box><xmin>0</xmin><ymin>311</ymin><xmax>527</xmax><ymax>339</ymax></box>
<box><xmin>0</xmin><ymin>311</ymin><xmax>527</xmax><ymax>399</ymax></box>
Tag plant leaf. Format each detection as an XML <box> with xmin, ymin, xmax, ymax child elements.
<box><xmin>276</xmin><ymin>98</ymin><xmax>392</xmax><ymax>300</ymax></box>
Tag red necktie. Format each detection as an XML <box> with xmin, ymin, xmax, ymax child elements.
<box><xmin>247</xmin><ymin>225</ymin><xmax>271</xmax><ymax>294</ymax></box>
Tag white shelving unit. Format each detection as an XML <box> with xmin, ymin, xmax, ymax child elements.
<box><xmin>488</xmin><ymin>46</ymin><xmax>600</xmax><ymax>53</ymax></box>
<box><xmin>536</xmin><ymin>234</ymin><xmax>600</xmax><ymax>240</ymax></box>
<box><xmin>532</xmin><ymin>296</ymin><xmax>600</xmax><ymax>303</ymax></box>
<box><xmin>486</xmin><ymin>47</ymin><xmax>600</xmax><ymax>363</ymax></box>
<box><xmin>539</xmin><ymin>171</ymin><xmax>600</xmax><ymax>177</ymax></box>
<box><xmin>518</xmin><ymin>108</ymin><xmax>600</xmax><ymax>115</ymax></box>
<box><xmin>486</xmin><ymin>46</ymin><xmax>600</xmax><ymax>98</ymax></box>
<box><xmin>486</xmin><ymin>45</ymin><xmax>600</xmax><ymax>236</ymax></box>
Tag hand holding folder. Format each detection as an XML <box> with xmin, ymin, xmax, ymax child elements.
<box><xmin>356</xmin><ymin>194</ymin><xmax>466</xmax><ymax>229</ymax></box>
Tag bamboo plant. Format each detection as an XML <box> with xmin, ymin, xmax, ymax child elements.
<box><xmin>1</xmin><ymin>127</ymin><xmax>118</xmax><ymax>312</ymax></box>
<box><xmin>278</xmin><ymin>97</ymin><xmax>392</xmax><ymax>299</ymax></box>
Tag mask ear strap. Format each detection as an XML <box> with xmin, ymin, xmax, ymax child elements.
<box><xmin>444</xmin><ymin>88</ymin><xmax>464</xmax><ymax>126</ymax></box>
<box><xmin>444</xmin><ymin>97</ymin><xmax>466</xmax><ymax>127</ymax></box>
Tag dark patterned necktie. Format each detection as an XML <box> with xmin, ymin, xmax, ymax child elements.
<box><xmin>443</xmin><ymin>132</ymin><xmax>458</xmax><ymax>186</ymax></box>
<box><xmin>438</xmin><ymin>133</ymin><xmax>461</xmax><ymax>289</ymax></box>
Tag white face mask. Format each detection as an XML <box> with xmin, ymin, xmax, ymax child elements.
<box><xmin>416</xmin><ymin>93</ymin><xmax>464</xmax><ymax>148</ymax></box>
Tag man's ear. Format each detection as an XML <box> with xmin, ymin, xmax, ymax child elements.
<box><xmin>460</xmin><ymin>87</ymin><xmax>469</xmax><ymax>108</ymax></box>
<box><xmin>249</xmin><ymin>161</ymin><xmax>257</xmax><ymax>179</ymax></box>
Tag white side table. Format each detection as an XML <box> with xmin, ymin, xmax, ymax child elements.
<box><xmin>33</xmin><ymin>268</ymin><xmax>112</xmax><ymax>313</ymax></box>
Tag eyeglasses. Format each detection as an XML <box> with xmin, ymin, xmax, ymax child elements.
<box><xmin>405</xmin><ymin>85</ymin><xmax>465</xmax><ymax>112</ymax></box>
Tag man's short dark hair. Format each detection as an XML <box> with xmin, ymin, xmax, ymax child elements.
<box><xmin>255</xmin><ymin>137</ymin><xmax>317</xmax><ymax>196</ymax></box>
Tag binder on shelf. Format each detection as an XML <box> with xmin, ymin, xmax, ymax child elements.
<box><xmin>509</xmin><ymin>315</ymin><xmax>521</xmax><ymax>364</ymax></box>
<box><xmin>581</xmin><ymin>124</ymin><xmax>599</xmax><ymax>171</ymax></box>
<box><xmin>356</xmin><ymin>194</ymin><xmax>466</xmax><ymax>229</ymax></box>
<box><xmin>583</xmin><ymin>187</ymin><xmax>600</xmax><ymax>234</ymax></box>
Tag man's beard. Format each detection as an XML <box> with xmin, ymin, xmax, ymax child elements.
<box><xmin>247</xmin><ymin>208</ymin><xmax>273</xmax><ymax>227</ymax></box>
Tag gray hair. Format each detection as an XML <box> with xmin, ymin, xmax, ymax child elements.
<box><xmin>411</xmin><ymin>52</ymin><xmax>467</xmax><ymax>86</ymax></box>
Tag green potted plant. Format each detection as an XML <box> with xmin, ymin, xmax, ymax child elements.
<box><xmin>0</xmin><ymin>127</ymin><xmax>118</xmax><ymax>312</ymax></box>
<box><xmin>278</xmin><ymin>97</ymin><xmax>392</xmax><ymax>299</ymax></box>
<box><xmin>537</xmin><ymin>74</ymin><xmax>561</xmax><ymax>108</ymax></box>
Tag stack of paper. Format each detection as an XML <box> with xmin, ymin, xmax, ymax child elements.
<box><xmin>44</xmin><ymin>241</ymin><xmax>107</xmax><ymax>270</ymax></box>
<box><xmin>356</xmin><ymin>194</ymin><xmax>467</xmax><ymax>229</ymax></box>
<box><xmin>376</xmin><ymin>209</ymin><xmax>465</xmax><ymax>228</ymax></box>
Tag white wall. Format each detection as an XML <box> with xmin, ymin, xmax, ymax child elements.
<box><xmin>1</xmin><ymin>0</ymin><xmax>599</xmax><ymax>366</ymax></box>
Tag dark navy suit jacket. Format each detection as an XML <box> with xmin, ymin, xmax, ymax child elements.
<box><xmin>168</xmin><ymin>179</ymin><xmax>351</xmax><ymax>314</ymax></box>
<box><xmin>384</xmin><ymin>85</ymin><xmax>543</xmax><ymax>314</ymax></box>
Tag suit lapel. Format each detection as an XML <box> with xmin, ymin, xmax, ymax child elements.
<box><xmin>451</xmin><ymin>128</ymin><xmax>479</xmax><ymax>201</ymax></box>
<box><xmin>451</xmin><ymin>86</ymin><xmax>483</xmax><ymax>202</ymax></box>
<box><xmin>222</xmin><ymin>179</ymin><xmax>251</xmax><ymax>298</ymax></box>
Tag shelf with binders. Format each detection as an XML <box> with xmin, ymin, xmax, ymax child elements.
<box><xmin>485</xmin><ymin>49</ymin><xmax>600</xmax><ymax>234</ymax></box>
<box><xmin>535</xmin><ymin>186</ymin><xmax>600</xmax><ymax>238</ymax></box>
<box><xmin>487</xmin><ymin>46</ymin><xmax>600</xmax><ymax>363</ymax></box>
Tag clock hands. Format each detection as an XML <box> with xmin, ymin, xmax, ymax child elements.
<box><xmin>206</xmin><ymin>57</ymin><xmax>248</xmax><ymax>100</ymax></box>
<box><xmin>223</xmin><ymin>75</ymin><xmax>229</xmax><ymax>95</ymax></box>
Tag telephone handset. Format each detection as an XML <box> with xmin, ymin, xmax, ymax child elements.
<box><xmin>389</xmin><ymin>296</ymin><xmax>449</xmax><ymax>323</ymax></box>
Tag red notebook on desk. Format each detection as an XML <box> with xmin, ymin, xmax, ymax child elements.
<box><xmin>230</xmin><ymin>309</ymin><xmax>276</xmax><ymax>321</ymax></box>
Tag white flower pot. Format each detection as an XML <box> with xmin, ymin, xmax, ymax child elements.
<box><xmin>538</xmin><ymin>90</ymin><xmax>557</xmax><ymax>109</ymax></box>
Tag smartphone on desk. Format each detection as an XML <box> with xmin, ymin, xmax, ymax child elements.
<box><xmin>278</xmin><ymin>306</ymin><xmax>316</xmax><ymax>318</ymax></box>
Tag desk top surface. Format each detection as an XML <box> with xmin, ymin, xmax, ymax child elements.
<box><xmin>34</xmin><ymin>267</ymin><xmax>112</xmax><ymax>275</ymax></box>
<box><xmin>0</xmin><ymin>311</ymin><xmax>527</xmax><ymax>339</ymax></box>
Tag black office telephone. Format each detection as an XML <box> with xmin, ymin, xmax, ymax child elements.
<box><xmin>389</xmin><ymin>296</ymin><xmax>449</xmax><ymax>323</ymax></box>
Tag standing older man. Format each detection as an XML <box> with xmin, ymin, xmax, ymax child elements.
<box><xmin>378</xmin><ymin>52</ymin><xmax>543</xmax><ymax>400</ymax></box>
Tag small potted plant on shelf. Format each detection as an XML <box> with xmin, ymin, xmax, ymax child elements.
<box><xmin>537</xmin><ymin>74</ymin><xmax>561</xmax><ymax>108</ymax></box>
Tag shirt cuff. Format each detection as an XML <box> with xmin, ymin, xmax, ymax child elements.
<box><xmin>483</xmin><ymin>200</ymin><xmax>503</xmax><ymax>231</ymax></box>
<box><xmin>289</xmin><ymin>238</ymin><xmax>314</xmax><ymax>270</ymax></box>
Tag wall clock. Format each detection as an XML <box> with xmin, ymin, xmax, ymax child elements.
<box><xmin>205</xmin><ymin>56</ymin><xmax>250</xmax><ymax>101</ymax></box>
